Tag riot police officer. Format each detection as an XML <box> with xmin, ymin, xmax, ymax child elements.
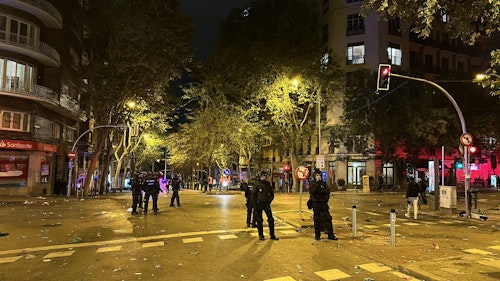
<box><xmin>244</xmin><ymin>179</ymin><xmax>256</xmax><ymax>228</ymax></box>
<box><xmin>251</xmin><ymin>171</ymin><xmax>279</xmax><ymax>240</ymax></box>
<box><xmin>143</xmin><ymin>172</ymin><xmax>160</xmax><ymax>215</ymax></box>
<box><xmin>130</xmin><ymin>173</ymin><xmax>142</xmax><ymax>215</ymax></box>
<box><xmin>309</xmin><ymin>169</ymin><xmax>337</xmax><ymax>240</ymax></box>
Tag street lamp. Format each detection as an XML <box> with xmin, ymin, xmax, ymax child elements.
<box><xmin>475</xmin><ymin>73</ymin><xmax>500</xmax><ymax>81</ymax></box>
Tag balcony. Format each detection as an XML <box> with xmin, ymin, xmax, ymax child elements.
<box><xmin>0</xmin><ymin>77</ymin><xmax>80</xmax><ymax>120</ymax></box>
<box><xmin>0</xmin><ymin>0</ymin><xmax>63</xmax><ymax>29</ymax></box>
<box><xmin>0</xmin><ymin>31</ymin><xmax>60</xmax><ymax>67</ymax></box>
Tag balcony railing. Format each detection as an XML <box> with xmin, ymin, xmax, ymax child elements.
<box><xmin>0</xmin><ymin>30</ymin><xmax>61</xmax><ymax>66</ymax></box>
<box><xmin>0</xmin><ymin>77</ymin><xmax>80</xmax><ymax>116</ymax></box>
<box><xmin>9</xmin><ymin>0</ymin><xmax>63</xmax><ymax>28</ymax></box>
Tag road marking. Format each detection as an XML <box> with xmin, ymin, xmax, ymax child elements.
<box><xmin>183</xmin><ymin>237</ymin><xmax>203</xmax><ymax>243</ymax></box>
<box><xmin>364</xmin><ymin>211</ymin><xmax>381</xmax><ymax>216</ymax></box>
<box><xmin>488</xmin><ymin>245</ymin><xmax>500</xmax><ymax>250</ymax></box>
<box><xmin>0</xmin><ymin>225</ymin><xmax>295</xmax><ymax>257</ymax></box>
<box><xmin>143</xmin><ymin>241</ymin><xmax>164</xmax><ymax>248</ymax></box>
<box><xmin>280</xmin><ymin>230</ymin><xmax>297</xmax><ymax>235</ymax></box>
<box><xmin>264</xmin><ymin>277</ymin><xmax>296</xmax><ymax>281</ymax></box>
<box><xmin>361</xmin><ymin>225</ymin><xmax>379</xmax><ymax>229</ymax></box>
<box><xmin>476</xmin><ymin>259</ymin><xmax>500</xmax><ymax>269</ymax></box>
<box><xmin>96</xmin><ymin>246</ymin><xmax>122</xmax><ymax>253</ymax></box>
<box><xmin>463</xmin><ymin>248</ymin><xmax>494</xmax><ymax>255</ymax></box>
<box><xmin>392</xmin><ymin>271</ymin><xmax>421</xmax><ymax>280</ymax></box>
<box><xmin>403</xmin><ymin>222</ymin><xmax>421</xmax><ymax>226</ymax></box>
<box><xmin>314</xmin><ymin>268</ymin><xmax>351</xmax><ymax>280</ymax></box>
<box><xmin>43</xmin><ymin>250</ymin><xmax>75</xmax><ymax>259</ymax></box>
<box><xmin>359</xmin><ymin>262</ymin><xmax>391</xmax><ymax>273</ymax></box>
<box><xmin>0</xmin><ymin>256</ymin><xmax>22</xmax><ymax>264</ymax></box>
<box><xmin>218</xmin><ymin>234</ymin><xmax>238</xmax><ymax>240</ymax></box>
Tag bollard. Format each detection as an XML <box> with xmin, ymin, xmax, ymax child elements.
<box><xmin>390</xmin><ymin>209</ymin><xmax>396</xmax><ymax>247</ymax></box>
<box><xmin>352</xmin><ymin>205</ymin><xmax>357</xmax><ymax>238</ymax></box>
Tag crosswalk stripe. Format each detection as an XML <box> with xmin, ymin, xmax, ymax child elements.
<box><xmin>463</xmin><ymin>248</ymin><xmax>494</xmax><ymax>255</ymax></box>
<box><xmin>183</xmin><ymin>237</ymin><xmax>203</xmax><ymax>243</ymax></box>
<box><xmin>43</xmin><ymin>250</ymin><xmax>75</xmax><ymax>259</ymax></box>
<box><xmin>0</xmin><ymin>256</ymin><xmax>22</xmax><ymax>264</ymax></box>
<box><xmin>314</xmin><ymin>268</ymin><xmax>351</xmax><ymax>280</ymax></box>
<box><xmin>96</xmin><ymin>246</ymin><xmax>122</xmax><ymax>253</ymax></box>
<box><xmin>218</xmin><ymin>234</ymin><xmax>238</xmax><ymax>240</ymax></box>
<box><xmin>264</xmin><ymin>276</ymin><xmax>296</xmax><ymax>281</ymax></box>
<box><xmin>359</xmin><ymin>262</ymin><xmax>391</xmax><ymax>273</ymax></box>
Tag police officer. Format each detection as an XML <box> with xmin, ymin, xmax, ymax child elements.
<box><xmin>251</xmin><ymin>171</ymin><xmax>279</xmax><ymax>240</ymax></box>
<box><xmin>130</xmin><ymin>173</ymin><xmax>142</xmax><ymax>215</ymax></box>
<box><xmin>143</xmin><ymin>172</ymin><xmax>160</xmax><ymax>215</ymax></box>
<box><xmin>243</xmin><ymin>179</ymin><xmax>256</xmax><ymax>228</ymax></box>
<box><xmin>309</xmin><ymin>169</ymin><xmax>337</xmax><ymax>241</ymax></box>
<box><xmin>170</xmin><ymin>173</ymin><xmax>182</xmax><ymax>208</ymax></box>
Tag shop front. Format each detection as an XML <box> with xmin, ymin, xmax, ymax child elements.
<box><xmin>0</xmin><ymin>139</ymin><xmax>58</xmax><ymax>196</ymax></box>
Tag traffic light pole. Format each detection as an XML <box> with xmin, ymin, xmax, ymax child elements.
<box><xmin>389</xmin><ymin>73</ymin><xmax>471</xmax><ymax>218</ymax></box>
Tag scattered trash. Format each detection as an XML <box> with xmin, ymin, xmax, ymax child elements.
<box><xmin>342</xmin><ymin>216</ymin><xmax>350</xmax><ymax>221</ymax></box>
<box><xmin>0</xmin><ymin>232</ymin><xmax>9</xmax><ymax>237</ymax></box>
<box><xmin>363</xmin><ymin>278</ymin><xmax>375</xmax><ymax>281</ymax></box>
<box><xmin>42</xmin><ymin>222</ymin><xmax>62</xmax><ymax>227</ymax></box>
<box><xmin>432</xmin><ymin>243</ymin><xmax>439</xmax><ymax>249</ymax></box>
<box><xmin>240</xmin><ymin>274</ymin><xmax>248</xmax><ymax>279</ymax></box>
<box><xmin>459</xmin><ymin>211</ymin><xmax>466</xmax><ymax>217</ymax></box>
<box><xmin>67</xmin><ymin>237</ymin><xmax>82</xmax><ymax>244</ymax></box>
<box><xmin>354</xmin><ymin>265</ymin><xmax>361</xmax><ymax>274</ymax></box>
<box><xmin>42</xmin><ymin>202</ymin><xmax>50</xmax><ymax>206</ymax></box>
<box><xmin>113</xmin><ymin>267</ymin><xmax>122</xmax><ymax>272</ymax></box>
<box><xmin>468</xmin><ymin>226</ymin><xmax>478</xmax><ymax>229</ymax></box>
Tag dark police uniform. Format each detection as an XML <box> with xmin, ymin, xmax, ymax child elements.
<box><xmin>131</xmin><ymin>175</ymin><xmax>142</xmax><ymax>215</ymax></box>
<box><xmin>309</xmin><ymin>170</ymin><xmax>336</xmax><ymax>240</ymax></box>
<box><xmin>251</xmin><ymin>173</ymin><xmax>278</xmax><ymax>240</ymax></box>
<box><xmin>244</xmin><ymin>181</ymin><xmax>256</xmax><ymax>227</ymax></box>
<box><xmin>143</xmin><ymin>174</ymin><xmax>160</xmax><ymax>215</ymax></box>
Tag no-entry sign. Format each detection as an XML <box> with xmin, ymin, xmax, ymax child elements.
<box><xmin>67</xmin><ymin>151</ymin><xmax>77</xmax><ymax>159</ymax></box>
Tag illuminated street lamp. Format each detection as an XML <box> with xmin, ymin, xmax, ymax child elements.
<box><xmin>475</xmin><ymin>73</ymin><xmax>500</xmax><ymax>81</ymax></box>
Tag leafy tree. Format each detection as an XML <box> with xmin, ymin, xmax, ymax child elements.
<box><xmin>201</xmin><ymin>0</ymin><xmax>345</xmax><ymax>189</ymax></box>
<box><xmin>361</xmin><ymin>0</ymin><xmax>500</xmax><ymax>96</ymax></box>
<box><xmin>79</xmin><ymin>0</ymin><xmax>194</xmax><ymax>196</ymax></box>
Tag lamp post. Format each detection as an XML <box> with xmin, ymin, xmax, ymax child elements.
<box><xmin>66</xmin><ymin>125</ymin><xmax>127</xmax><ymax>198</ymax></box>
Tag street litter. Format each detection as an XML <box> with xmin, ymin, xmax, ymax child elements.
<box><xmin>67</xmin><ymin>237</ymin><xmax>82</xmax><ymax>244</ymax></box>
<box><xmin>432</xmin><ymin>243</ymin><xmax>439</xmax><ymax>249</ymax></box>
<box><xmin>468</xmin><ymin>226</ymin><xmax>478</xmax><ymax>229</ymax></box>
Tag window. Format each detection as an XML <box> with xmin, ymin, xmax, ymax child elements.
<box><xmin>387</xmin><ymin>43</ymin><xmax>402</xmax><ymax>65</ymax></box>
<box><xmin>425</xmin><ymin>54</ymin><xmax>433</xmax><ymax>67</ymax></box>
<box><xmin>0</xmin><ymin>57</ymin><xmax>35</xmax><ymax>92</ymax></box>
<box><xmin>322</xmin><ymin>0</ymin><xmax>329</xmax><ymax>14</ymax></box>
<box><xmin>65</xmin><ymin>127</ymin><xmax>76</xmax><ymax>142</ymax></box>
<box><xmin>441</xmin><ymin>58</ymin><xmax>449</xmax><ymax>70</ymax></box>
<box><xmin>1</xmin><ymin>110</ymin><xmax>30</xmax><ymax>132</ymax></box>
<box><xmin>347</xmin><ymin>43</ymin><xmax>365</xmax><ymax>64</ymax></box>
<box><xmin>51</xmin><ymin>122</ymin><xmax>61</xmax><ymax>139</ymax></box>
<box><xmin>388</xmin><ymin>18</ymin><xmax>401</xmax><ymax>35</ymax></box>
<box><xmin>322</xmin><ymin>24</ymin><xmax>328</xmax><ymax>44</ymax></box>
<box><xmin>347</xmin><ymin>14</ymin><xmax>364</xmax><ymax>36</ymax></box>
<box><xmin>457</xmin><ymin>61</ymin><xmax>465</xmax><ymax>72</ymax></box>
<box><xmin>1</xmin><ymin>14</ymin><xmax>37</xmax><ymax>47</ymax></box>
<box><xmin>347</xmin><ymin>161</ymin><xmax>366</xmax><ymax>186</ymax></box>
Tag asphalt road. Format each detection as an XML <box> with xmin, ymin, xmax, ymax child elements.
<box><xmin>0</xmin><ymin>189</ymin><xmax>499</xmax><ymax>281</ymax></box>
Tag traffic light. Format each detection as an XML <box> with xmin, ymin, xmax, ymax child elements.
<box><xmin>377</xmin><ymin>64</ymin><xmax>391</xmax><ymax>91</ymax></box>
<box><xmin>454</xmin><ymin>157</ymin><xmax>463</xmax><ymax>169</ymax></box>
<box><xmin>468</xmin><ymin>146</ymin><xmax>479</xmax><ymax>163</ymax></box>
<box><xmin>468</xmin><ymin>146</ymin><xmax>478</xmax><ymax>154</ymax></box>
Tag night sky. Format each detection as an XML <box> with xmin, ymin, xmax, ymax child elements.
<box><xmin>180</xmin><ymin>0</ymin><xmax>251</xmax><ymax>59</ymax></box>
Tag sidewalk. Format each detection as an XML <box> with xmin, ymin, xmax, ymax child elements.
<box><xmin>274</xmin><ymin>189</ymin><xmax>500</xmax><ymax>281</ymax></box>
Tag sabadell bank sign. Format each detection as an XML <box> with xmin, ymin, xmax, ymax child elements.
<box><xmin>0</xmin><ymin>140</ymin><xmax>57</xmax><ymax>152</ymax></box>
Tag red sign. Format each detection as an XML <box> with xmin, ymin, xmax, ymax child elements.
<box><xmin>0</xmin><ymin>139</ymin><xmax>57</xmax><ymax>152</ymax></box>
<box><xmin>67</xmin><ymin>151</ymin><xmax>77</xmax><ymax>159</ymax></box>
<box><xmin>295</xmin><ymin>165</ymin><xmax>310</xmax><ymax>180</ymax></box>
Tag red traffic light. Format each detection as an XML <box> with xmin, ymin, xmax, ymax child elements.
<box><xmin>468</xmin><ymin>146</ymin><xmax>478</xmax><ymax>154</ymax></box>
<box><xmin>377</xmin><ymin>64</ymin><xmax>391</xmax><ymax>91</ymax></box>
<box><xmin>283</xmin><ymin>164</ymin><xmax>290</xmax><ymax>172</ymax></box>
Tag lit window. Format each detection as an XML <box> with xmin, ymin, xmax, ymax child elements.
<box><xmin>347</xmin><ymin>43</ymin><xmax>365</xmax><ymax>64</ymax></box>
<box><xmin>1</xmin><ymin>110</ymin><xmax>30</xmax><ymax>132</ymax></box>
<box><xmin>387</xmin><ymin>43</ymin><xmax>402</xmax><ymax>65</ymax></box>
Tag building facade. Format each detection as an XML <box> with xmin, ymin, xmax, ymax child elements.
<box><xmin>265</xmin><ymin>0</ymin><xmax>493</xmax><ymax>191</ymax></box>
<box><xmin>0</xmin><ymin>0</ymin><xmax>86</xmax><ymax>196</ymax></box>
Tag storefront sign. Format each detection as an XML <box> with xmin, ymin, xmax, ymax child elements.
<box><xmin>0</xmin><ymin>140</ymin><xmax>57</xmax><ymax>152</ymax></box>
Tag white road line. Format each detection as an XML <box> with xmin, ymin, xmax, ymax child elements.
<box><xmin>0</xmin><ymin>225</ymin><xmax>294</xmax><ymax>257</ymax></box>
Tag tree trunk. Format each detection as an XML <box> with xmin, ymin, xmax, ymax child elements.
<box><xmin>98</xmin><ymin>143</ymin><xmax>113</xmax><ymax>194</ymax></box>
<box><xmin>82</xmin><ymin>129</ymin><xmax>108</xmax><ymax>197</ymax></box>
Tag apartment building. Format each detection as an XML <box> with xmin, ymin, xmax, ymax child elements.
<box><xmin>0</xmin><ymin>0</ymin><xmax>87</xmax><ymax>196</ymax></box>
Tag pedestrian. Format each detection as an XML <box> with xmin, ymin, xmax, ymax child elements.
<box><xmin>243</xmin><ymin>179</ymin><xmax>256</xmax><ymax>228</ymax></box>
<box><xmin>143</xmin><ymin>172</ymin><xmax>161</xmax><ymax>215</ymax></box>
<box><xmin>130</xmin><ymin>173</ymin><xmax>142</xmax><ymax>215</ymax></box>
<box><xmin>309</xmin><ymin>169</ymin><xmax>337</xmax><ymax>241</ymax></box>
<box><xmin>405</xmin><ymin>177</ymin><xmax>420</xmax><ymax>219</ymax></box>
<box><xmin>170</xmin><ymin>173</ymin><xmax>182</xmax><ymax>208</ymax></box>
<box><xmin>54</xmin><ymin>178</ymin><xmax>62</xmax><ymax>196</ymax></box>
<box><xmin>418</xmin><ymin>177</ymin><xmax>428</xmax><ymax>205</ymax></box>
<box><xmin>251</xmin><ymin>171</ymin><xmax>279</xmax><ymax>241</ymax></box>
